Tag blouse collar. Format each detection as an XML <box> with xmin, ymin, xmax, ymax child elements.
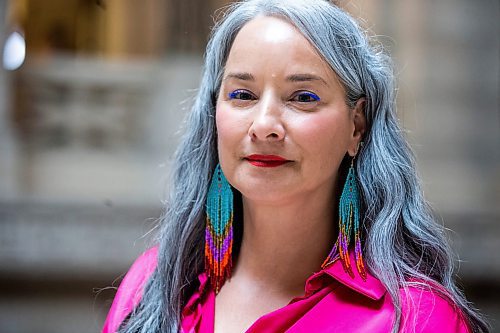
<box><xmin>195</xmin><ymin>251</ymin><xmax>386</xmax><ymax>303</ymax></box>
<box><xmin>320</xmin><ymin>255</ymin><xmax>387</xmax><ymax>300</ymax></box>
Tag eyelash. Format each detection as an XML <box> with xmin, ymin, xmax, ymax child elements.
<box><xmin>292</xmin><ymin>91</ymin><xmax>320</xmax><ymax>103</ymax></box>
<box><xmin>228</xmin><ymin>90</ymin><xmax>255</xmax><ymax>100</ymax></box>
<box><xmin>228</xmin><ymin>90</ymin><xmax>320</xmax><ymax>103</ymax></box>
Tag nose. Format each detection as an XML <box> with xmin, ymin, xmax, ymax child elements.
<box><xmin>248</xmin><ymin>94</ymin><xmax>285</xmax><ymax>142</ymax></box>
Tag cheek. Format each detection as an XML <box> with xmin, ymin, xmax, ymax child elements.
<box><xmin>216</xmin><ymin>104</ymin><xmax>231</xmax><ymax>144</ymax></box>
<box><xmin>215</xmin><ymin>104</ymin><xmax>247</xmax><ymax>155</ymax></box>
<box><xmin>300</xmin><ymin>115</ymin><xmax>350</xmax><ymax>148</ymax></box>
<box><xmin>294</xmin><ymin>113</ymin><xmax>352</xmax><ymax>168</ymax></box>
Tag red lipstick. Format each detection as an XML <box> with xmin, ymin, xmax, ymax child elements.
<box><xmin>245</xmin><ymin>154</ymin><xmax>291</xmax><ymax>168</ymax></box>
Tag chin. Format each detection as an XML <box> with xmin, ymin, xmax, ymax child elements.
<box><xmin>237</xmin><ymin>183</ymin><xmax>295</xmax><ymax>205</ymax></box>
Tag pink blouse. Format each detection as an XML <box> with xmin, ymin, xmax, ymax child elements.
<box><xmin>102</xmin><ymin>247</ymin><xmax>471</xmax><ymax>333</ymax></box>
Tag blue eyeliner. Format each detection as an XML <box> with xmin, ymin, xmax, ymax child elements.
<box><xmin>298</xmin><ymin>91</ymin><xmax>320</xmax><ymax>101</ymax></box>
<box><xmin>228</xmin><ymin>90</ymin><xmax>239</xmax><ymax>99</ymax></box>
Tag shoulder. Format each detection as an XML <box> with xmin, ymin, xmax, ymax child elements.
<box><xmin>400</xmin><ymin>283</ymin><xmax>471</xmax><ymax>333</ymax></box>
<box><xmin>102</xmin><ymin>247</ymin><xmax>159</xmax><ymax>333</ymax></box>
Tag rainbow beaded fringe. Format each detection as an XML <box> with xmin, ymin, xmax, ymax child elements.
<box><xmin>205</xmin><ymin>164</ymin><xmax>234</xmax><ymax>294</ymax></box>
<box><xmin>322</xmin><ymin>161</ymin><xmax>366</xmax><ymax>280</ymax></box>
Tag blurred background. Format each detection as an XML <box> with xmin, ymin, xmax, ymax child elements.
<box><xmin>0</xmin><ymin>0</ymin><xmax>498</xmax><ymax>332</ymax></box>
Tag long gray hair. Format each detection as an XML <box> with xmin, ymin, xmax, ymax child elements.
<box><xmin>119</xmin><ymin>0</ymin><xmax>489</xmax><ymax>332</ymax></box>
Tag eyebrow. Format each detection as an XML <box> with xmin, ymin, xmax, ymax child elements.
<box><xmin>223</xmin><ymin>72</ymin><xmax>255</xmax><ymax>81</ymax></box>
<box><xmin>223</xmin><ymin>72</ymin><xmax>329</xmax><ymax>87</ymax></box>
<box><xmin>286</xmin><ymin>73</ymin><xmax>329</xmax><ymax>86</ymax></box>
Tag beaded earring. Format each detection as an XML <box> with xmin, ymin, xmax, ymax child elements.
<box><xmin>205</xmin><ymin>164</ymin><xmax>234</xmax><ymax>294</ymax></box>
<box><xmin>322</xmin><ymin>153</ymin><xmax>366</xmax><ymax>280</ymax></box>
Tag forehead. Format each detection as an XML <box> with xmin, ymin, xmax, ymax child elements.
<box><xmin>224</xmin><ymin>16</ymin><xmax>336</xmax><ymax>80</ymax></box>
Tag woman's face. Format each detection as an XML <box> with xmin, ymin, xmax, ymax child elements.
<box><xmin>216</xmin><ymin>16</ymin><xmax>365</xmax><ymax>206</ymax></box>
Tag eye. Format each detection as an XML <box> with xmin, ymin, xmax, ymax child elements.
<box><xmin>229</xmin><ymin>89</ymin><xmax>256</xmax><ymax>101</ymax></box>
<box><xmin>292</xmin><ymin>91</ymin><xmax>320</xmax><ymax>103</ymax></box>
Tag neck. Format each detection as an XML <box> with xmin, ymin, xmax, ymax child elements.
<box><xmin>233</xmin><ymin>191</ymin><xmax>337</xmax><ymax>296</ymax></box>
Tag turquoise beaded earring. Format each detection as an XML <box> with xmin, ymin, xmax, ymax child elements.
<box><xmin>205</xmin><ymin>164</ymin><xmax>234</xmax><ymax>294</ymax></box>
<box><xmin>322</xmin><ymin>148</ymin><xmax>366</xmax><ymax>280</ymax></box>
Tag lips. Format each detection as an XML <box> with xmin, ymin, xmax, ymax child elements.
<box><xmin>245</xmin><ymin>154</ymin><xmax>291</xmax><ymax>168</ymax></box>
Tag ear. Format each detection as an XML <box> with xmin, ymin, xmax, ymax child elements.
<box><xmin>347</xmin><ymin>98</ymin><xmax>367</xmax><ymax>157</ymax></box>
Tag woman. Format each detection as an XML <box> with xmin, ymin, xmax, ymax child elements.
<box><xmin>102</xmin><ymin>0</ymin><xmax>489</xmax><ymax>332</ymax></box>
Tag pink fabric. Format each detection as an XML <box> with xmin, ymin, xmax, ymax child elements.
<box><xmin>102</xmin><ymin>247</ymin><xmax>471</xmax><ymax>333</ymax></box>
<box><xmin>102</xmin><ymin>247</ymin><xmax>158</xmax><ymax>333</ymax></box>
